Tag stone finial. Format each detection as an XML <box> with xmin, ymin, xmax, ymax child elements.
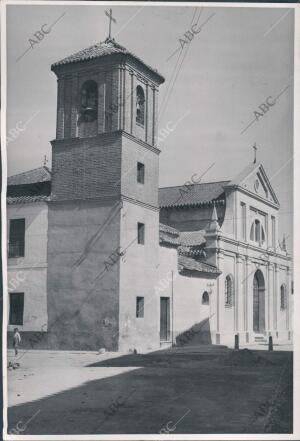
<box><xmin>206</xmin><ymin>202</ymin><xmax>220</xmax><ymax>232</ymax></box>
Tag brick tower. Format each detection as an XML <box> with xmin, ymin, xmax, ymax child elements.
<box><xmin>47</xmin><ymin>37</ymin><xmax>164</xmax><ymax>351</ymax></box>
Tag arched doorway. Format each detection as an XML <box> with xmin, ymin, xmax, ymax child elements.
<box><xmin>253</xmin><ymin>270</ymin><xmax>265</xmax><ymax>333</ymax></box>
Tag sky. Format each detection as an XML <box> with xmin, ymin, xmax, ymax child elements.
<box><xmin>6</xmin><ymin>4</ymin><xmax>294</xmax><ymax>249</ymax></box>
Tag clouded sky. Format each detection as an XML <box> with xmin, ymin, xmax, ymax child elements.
<box><xmin>6</xmin><ymin>4</ymin><xmax>294</xmax><ymax>249</ymax></box>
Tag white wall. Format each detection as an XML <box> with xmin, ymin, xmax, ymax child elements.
<box><xmin>157</xmin><ymin>246</ymin><xmax>214</xmax><ymax>343</ymax></box>
<box><xmin>7</xmin><ymin>202</ymin><xmax>48</xmax><ymax>332</ymax></box>
<box><xmin>118</xmin><ymin>200</ymin><xmax>160</xmax><ymax>352</ymax></box>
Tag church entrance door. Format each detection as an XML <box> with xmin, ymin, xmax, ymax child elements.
<box><xmin>160</xmin><ymin>297</ymin><xmax>170</xmax><ymax>341</ymax></box>
<box><xmin>253</xmin><ymin>270</ymin><xmax>265</xmax><ymax>333</ymax></box>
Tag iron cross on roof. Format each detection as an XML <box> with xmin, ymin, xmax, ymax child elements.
<box><xmin>105</xmin><ymin>8</ymin><xmax>116</xmax><ymax>39</ymax></box>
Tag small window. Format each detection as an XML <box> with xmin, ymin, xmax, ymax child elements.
<box><xmin>225</xmin><ymin>275</ymin><xmax>234</xmax><ymax>307</ymax></box>
<box><xmin>280</xmin><ymin>284</ymin><xmax>286</xmax><ymax>310</ymax></box>
<box><xmin>9</xmin><ymin>219</ymin><xmax>25</xmax><ymax>258</ymax></box>
<box><xmin>136</xmin><ymin>86</ymin><xmax>145</xmax><ymax>126</ymax></box>
<box><xmin>137</xmin><ymin>162</ymin><xmax>145</xmax><ymax>184</ymax></box>
<box><xmin>9</xmin><ymin>293</ymin><xmax>24</xmax><ymax>325</ymax></box>
<box><xmin>137</xmin><ymin>222</ymin><xmax>145</xmax><ymax>245</ymax></box>
<box><xmin>202</xmin><ymin>291</ymin><xmax>209</xmax><ymax>305</ymax></box>
<box><xmin>136</xmin><ymin>297</ymin><xmax>144</xmax><ymax>318</ymax></box>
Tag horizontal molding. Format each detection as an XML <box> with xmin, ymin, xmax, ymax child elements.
<box><xmin>121</xmin><ymin>195</ymin><xmax>159</xmax><ymax>212</ymax></box>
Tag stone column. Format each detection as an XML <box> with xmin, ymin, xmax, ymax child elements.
<box><xmin>244</xmin><ymin>257</ymin><xmax>252</xmax><ymax>343</ymax></box>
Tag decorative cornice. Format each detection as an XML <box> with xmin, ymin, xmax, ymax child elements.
<box><xmin>51</xmin><ymin>130</ymin><xmax>161</xmax><ymax>155</ymax></box>
<box><xmin>219</xmin><ymin>235</ymin><xmax>291</xmax><ymax>262</ymax></box>
<box><xmin>225</xmin><ymin>184</ymin><xmax>279</xmax><ymax>210</ymax></box>
<box><xmin>49</xmin><ymin>194</ymin><xmax>120</xmax><ymax>205</ymax></box>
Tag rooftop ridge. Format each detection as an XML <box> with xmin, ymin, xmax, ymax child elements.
<box><xmin>8</xmin><ymin>165</ymin><xmax>51</xmax><ymax>180</ymax></box>
<box><xmin>159</xmin><ymin>180</ymin><xmax>230</xmax><ymax>190</ymax></box>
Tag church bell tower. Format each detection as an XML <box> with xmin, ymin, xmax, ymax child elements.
<box><xmin>47</xmin><ymin>21</ymin><xmax>165</xmax><ymax>351</ymax></box>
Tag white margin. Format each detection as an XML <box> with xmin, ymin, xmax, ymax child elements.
<box><xmin>1</xmin><ymin>1</ymin><xmax>299</xmax><ymax>441</ymax></box>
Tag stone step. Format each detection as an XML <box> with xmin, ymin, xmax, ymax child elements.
<box><xmin>254</xmin><ymin>335</ymin><xmax>267</xmax><ymax>342</ymax></box>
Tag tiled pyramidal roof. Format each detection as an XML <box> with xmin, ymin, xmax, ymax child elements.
<box><xmin>51</xmin><ymin>37</ymin><xmax>165</xmax><ymax>83</ymax></box>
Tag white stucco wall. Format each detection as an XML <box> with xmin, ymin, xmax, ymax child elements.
<box><xmin>118</xmin><ymin>199</ymin><xmax>160</xmax><ymax>352</ymax></box>
<box><xmin>7</xmin><ymin>202</ymin><xmax>48</xmax><ymax>332</ymax></box>
<box><xmin>156</xmin><ymin>245</ymin><xmax>215</xmax><ymax>343</ymax></box>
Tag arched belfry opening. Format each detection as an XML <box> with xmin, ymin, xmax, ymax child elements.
<box><xmin>253</xmin><ymin>269</ymin><xmax>265</xmax><ymax>333</ymax></box>
<box><xmin>79</xmin><ymin>80</ymin><xmax>98</xmax><ymax>123</ymax></box>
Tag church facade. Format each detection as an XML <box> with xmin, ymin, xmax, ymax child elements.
<box><xmin>7</xmin><ymin>37</ymin><xmax>292</xmax><ymax>352</ymax></box>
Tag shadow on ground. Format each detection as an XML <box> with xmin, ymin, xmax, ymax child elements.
<box><xmin>7</xmin><ymin>346</ymin><xmax>293</xmax><ymax>435</ymax></box>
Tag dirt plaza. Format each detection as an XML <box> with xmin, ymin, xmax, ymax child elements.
<box><xmin>7</xmin><ymin>344</ymin><xmax>292</xmax><ymax>435</ymax></box>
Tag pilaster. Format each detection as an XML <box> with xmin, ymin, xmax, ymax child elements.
<box><xmin>215</xmin><ymin>249</ymin><xmax>225</xmax><ymax>344</ymax></box>
<box><xmin>273</xmin><ymin>263</ymin><xmax>279</xmax><ymax>331</ymax></box>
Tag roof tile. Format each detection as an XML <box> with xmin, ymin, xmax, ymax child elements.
<box><xmin>8</xmin><ymin>166</ymin><xmax>51</xmax><ymax>186</ymax></box>
<box><xmin>52</xmin><ymin>38</ymin><xmax>164</xmax><ymax>83</ymax></box>
<box><xmin>178</xmin><ymin>254</ymin><xmax>220</xmax><ymax>275</ymax></box>
<box><xmin>159</xmin><ymin>181</ymin><xmax>229</xmax><ymax>208</ymax></box>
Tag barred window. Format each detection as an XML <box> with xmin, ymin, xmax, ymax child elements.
<box><xmin>9</xmin><ymin>219</ymin><xmax>25</xmax><ymax>258</ymax></box>
<box><xmin>9</xmin><ymin>293</ymin><xmax>24</xmax><ymax>325</ymax></box>
<box><xmin>225</xmin><ymin>275</ymin><xmax>234</xmax><ymax>307</ymax></box>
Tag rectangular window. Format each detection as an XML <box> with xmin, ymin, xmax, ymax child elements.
<box><xmin>271</xmin><ymin>216</ymin><xmax>276</xmax><ymax>247</ymax></box>
<box><xmin>136</xmin><ymin>297</ymin><xmax>144</xmax><ymax>318</ymax></box>
<box><xmin>137</xmin><ymin>222</ymin><xmax>145</xmax><ymax>245</ymax></box>
<box><xmin>241</xmin><ymin>202</ymin><xmax>246</xmax><ymax>240</ymax></box>
<box><xmin>137</xmin><ymin>162</ymin><xmax>145</xmax><ymax>184</ymax></box>
<box><xmin>9</xmin><ymin>293</ymin><xmax>24</xmax><ymax>325</ymax></box>
<box><xmin>9</xmin><ymin>219</ymin><xmax>25</xmax><ymax>258</ymax></box>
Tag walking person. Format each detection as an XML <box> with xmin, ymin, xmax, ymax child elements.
<box><xmin>13</xmin><ymin>328</ymin><xmax>21</xmax><ymax>357</ymax></box>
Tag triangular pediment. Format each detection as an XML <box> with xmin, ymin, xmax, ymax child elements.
<box><xmin>227</xmin><ymin>163</ymin><xmax>279</xmax><ymax>207</ymax></box>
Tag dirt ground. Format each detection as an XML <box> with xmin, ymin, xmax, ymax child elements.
<box><xmin>6</xmin><ymin>345</ymin><xmax>293</xmax><ymax>435</ymax></box>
